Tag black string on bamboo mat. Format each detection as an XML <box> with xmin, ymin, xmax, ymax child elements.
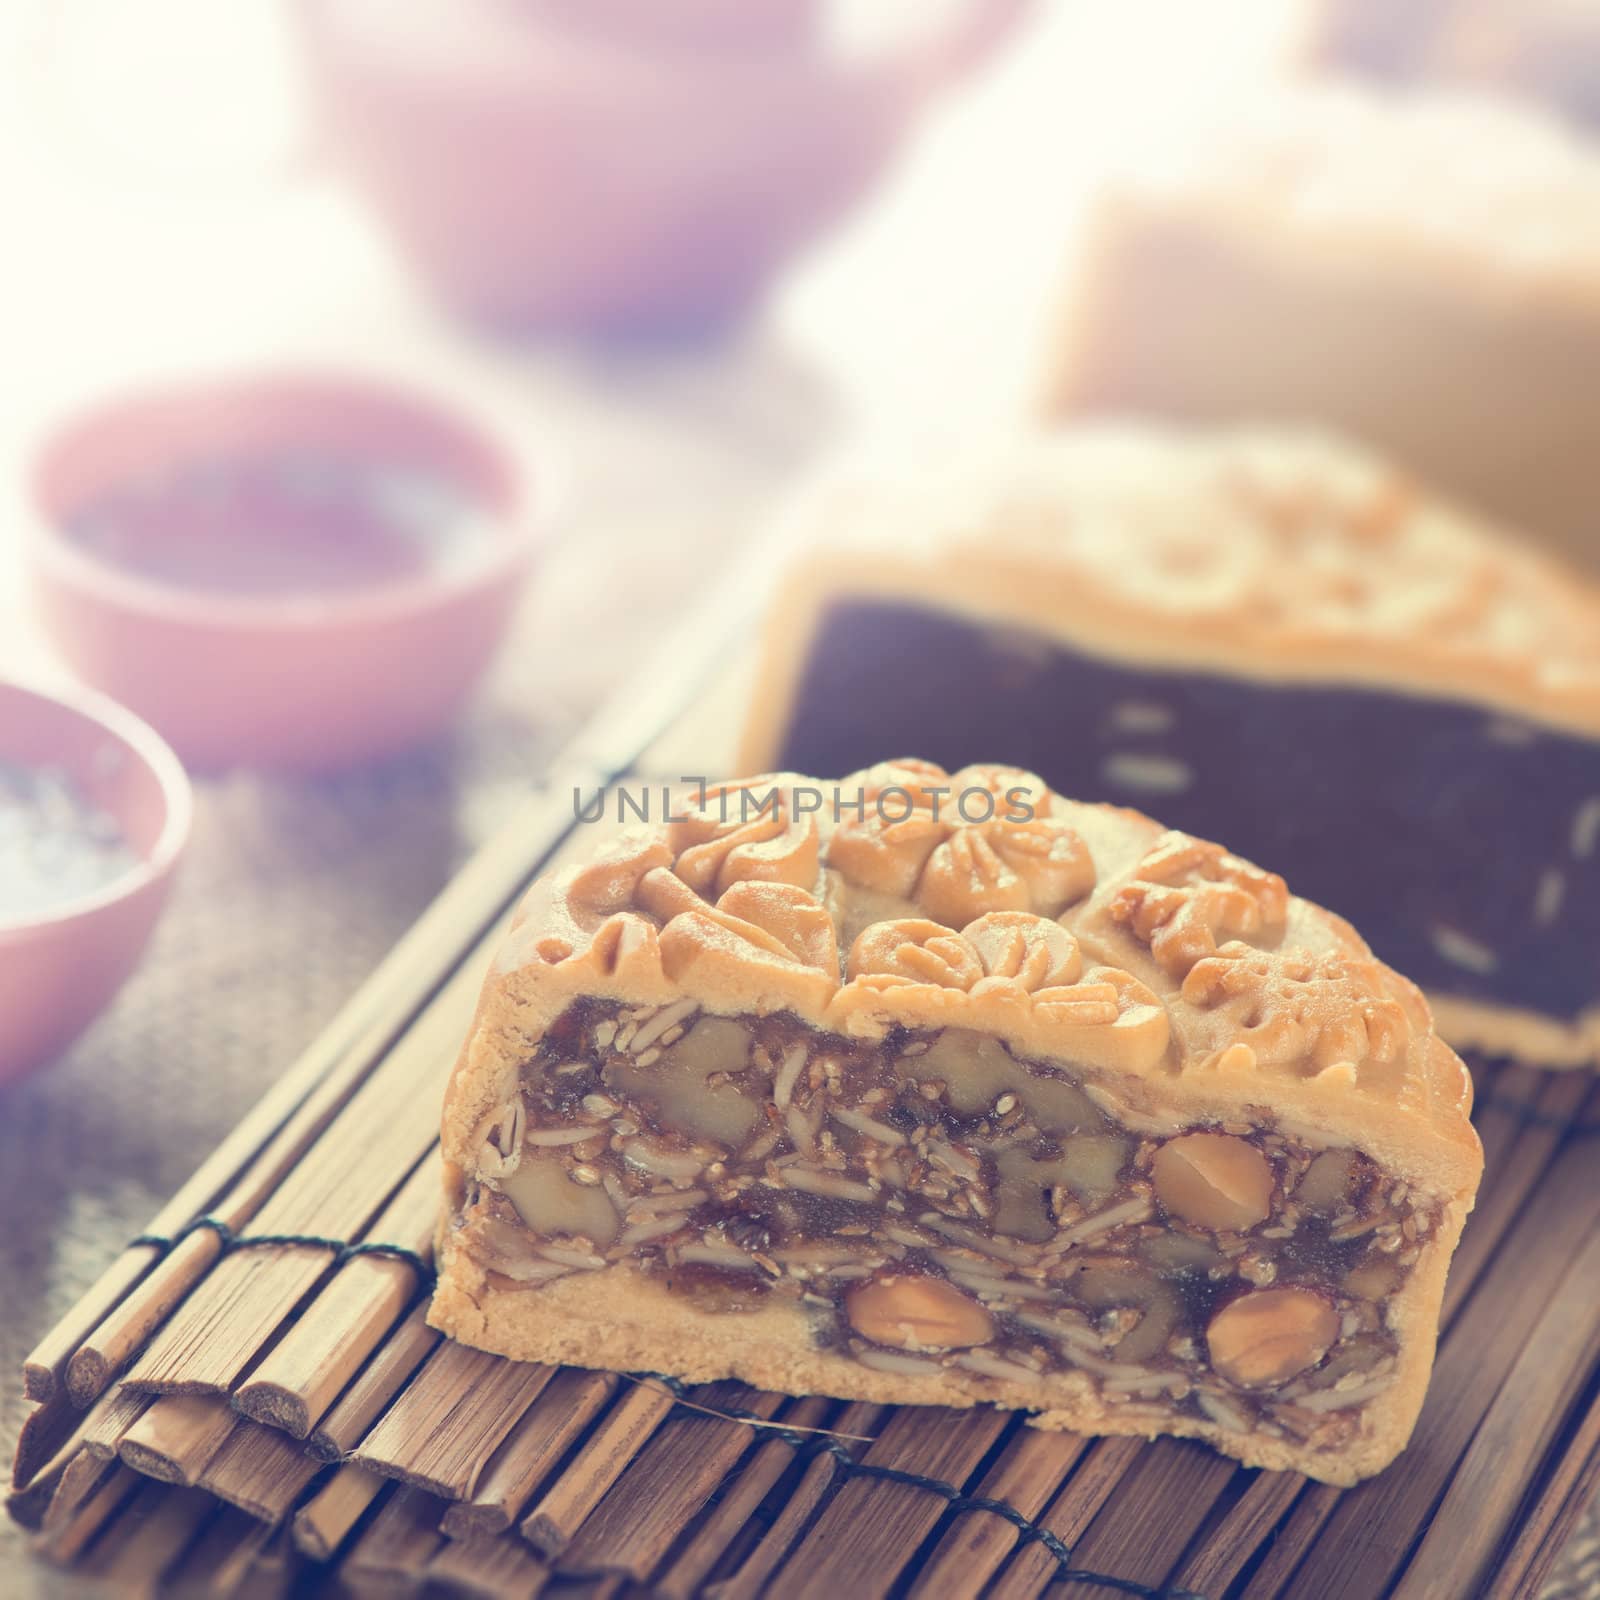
<box><xmin>128</xmin><ymin>1216</ymin><xmax>435</xmax><ymax>1278</ymax></box>
<box><xmin>119</xmin><ymin>1217</ymin><xmax>1208</xmax><ymax>1597</ymax></box>
<box><xmin>635</xmin><ymin>1373</ymin><xmax>1208</xmax><ymax>1599</ymax></box>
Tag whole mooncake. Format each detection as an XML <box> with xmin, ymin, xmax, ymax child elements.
<box><xmin>736</xmin><ymin>425</ymin><xmax>1600</xmax><ymax>1069</ymax></box>
<box><xmin>432</xmin><ymin>763</ymin><xmax>1483</xmax><ymax>1484</ymax></box>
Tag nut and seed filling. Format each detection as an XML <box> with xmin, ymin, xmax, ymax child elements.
<box><xmin>452</xmin><ymin>998</ymin><xmax>1444</xmax><ymax>1453</ymax></box>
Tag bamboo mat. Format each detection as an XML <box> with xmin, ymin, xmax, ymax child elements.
<box><xmin>8</xmin><ymin>633</ymin><xmax>1600</xmax><ymax>1597</ymax></box>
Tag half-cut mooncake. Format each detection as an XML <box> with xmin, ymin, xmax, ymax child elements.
<box><xmin>1037</xmin><ymin>85</ymin><xmax>1600</xmax><ymax>576</ymax></box>
<box><xmin>737</xmin><ymin>426</ymin><xmax>1600</xmax><ymax>1069</ymax></box>
<box><xmin>432</xmin><ymin>763</ymin><xmax>1482</xmax><ymax>1484</ymax></box>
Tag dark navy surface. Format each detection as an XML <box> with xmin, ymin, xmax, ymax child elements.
<box><xmin>776</xmin><ymin>601</ymin><xmax>1599</xmax><ymax>1021</ymax></box>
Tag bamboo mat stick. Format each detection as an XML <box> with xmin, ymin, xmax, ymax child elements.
<box><xmin>121</xmin><ymin>1086</ymin><xmax>438</xmax><ymax>1394</ymax></box>
<box><xmin>118</xmin><ymin>1393</ymin><xmax>240</xmax><ymax>1486</ymax></box>
<box><xmin>41</xmin><ymin>1453</ymin><xmax>117</xmax><ymax>1537</ymax></box>
<box><xmin>199</xmin><ymin>1420</ymin><xmax>325</xmax><ymax>1524</ymax></box>
<box><xmin>428</xmin><ymin>1530</ymin><xmax>552</xmax><ymax>1600</ymax></box>
<box><xmin>77</xmin><ymin>1479</ymin><xmax>214</xmax><ymax>1597</ymax></box>
<box><xmin>558</xmin><ymin>1382</ymin><xmax>785</xmax><ymax>1580</ymax></box>
<box><xmin>51</xmin><ymin>783</ymin><xmax>591</xmax><ymax>1411</ymax></box>
<box><xmin>518</xmin><ymin>1381</ymin><xmax>678</xmax><ymax>1559</ymax></box>
<box><xmin>83</xmin><ymin>1385</ymin><xmax>153</xmax><ymax>1460</ymax></box>
<box><xmin>353</xmin><ymin>1340</ymin><xmax>555</xmax><ymax>1500</ymax></box>
<box><xmin>11</xmin><ymin>1399</ymin><xmax>78</xmax><ymax>1489</ymax></box>
<box><xmin>1485</xmin><ymin>1385</ymin><xmax>1600</xmax><ymax>1600</ymax></box>
<box><xmin>1440</xmin><ymin>1070</ymin><xmax>1594</xmax><ymax>1322</ymax></box>
<box><xmin>1170</xmin><ymin>1470</ymin><xmax>1304</xmax><ymax>1595</ymax></box>
<box><xmin>5</xmin><ymin>1471</ymin><xmax>55</xmax><ymax>1532</ymax></box>
<box><xmin>1394</xmin><ymin>1223</ymin><xmax>1600</xmax><ymax>1599</ymax></box>
<box><xmin>984</xmin><ymin>1435</ymin><xmax>1146</xmax><ymax>1600</ymax></box>
<box><xmin>767</xmin><ymin>1405</ymin><xmax>1013</xmax><ymax>1600</ymax></box>
<box><xmin>228</xmin><ymin>1258</ymin><xmax>419</xmax><ymax>1435</ymax></box>
<box><xmin>241</xmin><ymin>964</ymin><xmax>476</xmax><ymax>1250</ymax></box>
<box><xmin>654</xmin><ymin>1395</ymin><xmax>834</xmax><ymax>1600</ymax></box>
<box><xmin>703</xmin><ymin>1402</ymin><xmax>884</xmax><ymax>1600</ymax></box>
<box><xmin>291</xmin><ymin>1463</ymin><xmax>388</xmax><ymax>1562</ymax></box>
<box><xmin>1040</xmin><ymin>1438</ymin><xmax>1236</xmax><ymax>1596</ymax></box>
<box><xmin>342</xmin><ymin>1483</ymin><xmax>446</xmax><ymax>1593</ymax></box>
<box><xmin>563</xmin><ymin>545</ymin><xmax>772</xmax><ymax>780</ymax></box>
<box><xmin>1472</xmin><ymin>1062</ymin><xmax>1538</xmax><ymax>1168</ymax></box>
<box><xmin>34</xmin><ymin>1459</ymin><xmax>142</xmax><ymax>1565</ymax></box>
<box><xmin>167</xmin><ymin>1504</ymin><xmax>278</xmax><ymax>1597</ymax></box>
<box><xmin>909</xmin><ymin>1427</ymin><xmax>1091</xmax><ymax>1600</ymax></box>
<box><xmin>66</xmin><ymin>1234</ymin><xmax>236</xmax><ymax>1406</ymax></box>
<box><xmin>23</xmin><ymin>1252</ymin><xmax>162</xmax><ymax>1404</ymax></box>
<box><xmin>307</xmin><ymin>1302</ymin><xmax>440</xmax><ymax>1464</ymax></box>
<box><xmin>569</xmin><ymin>1577</ymin><xmax>629</xmax><ymax>1600</ymax></box>
<box><xmin>123</xmin><ymin>937</ymin><xmax>500</xmax><ymax>1400</ymax></box>
<box><xmin>1237</xmin><ymin>1483</ymin><xmax>1341</xmax><ymax>1600</ymax></box>
<box><xmin>232</xmin><ymin>1151</ymin><xmax>440</xmax><ymax>1436</ymax></box>
<box><xmin>235</xmin><ymin>1523</ymin><xmax>303</xmax><ymax>1600</ymax></box>
<box><xmin>21</xmin><ymin>1015</ymin><xmax>412</xmax><ymax>1407</ymax></box>
<box><xmin>11</xmin><ymin>1379</ymin><xmax>144</xmax><ymax>1503</ymax></box>
<box><xmin>56</xmin><ymin>982</ymin><xmax>450</xmax><ymax>1409</ymax></box>
<box><xmin>6</xmin><ymin>1436</ymin><xmax>84</xmax><ymax>1532</ymax></box>
<box><xmin>1272</xmin><ymin>1096</ymin><xmax>1600</xmax><ymax>1600</ymax></box>
<box><xmin>440</xmin><ymin>1369</ymin><xmax>619</xmax><ymax>1540</ymax></box>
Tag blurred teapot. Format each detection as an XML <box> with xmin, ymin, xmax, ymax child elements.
<box><xmin>295</xmin><ymin>0</ymin><xmax>1029</xmax><ymax>337</ymax></box>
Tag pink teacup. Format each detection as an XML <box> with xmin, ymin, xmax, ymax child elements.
<box><xmin>0</xmin><ymin>680</ymin><xmax>191</xmax><ymax>1083</ymax></box>
<box><xmin>27</xmin><ymin>371</ymin><xmax>541</xmax><ymax>773</ymax></box>
<box><xmin>296</xmin><ymin>0</ymin><xmax>1029</xmax><ymax>336</ymax></box>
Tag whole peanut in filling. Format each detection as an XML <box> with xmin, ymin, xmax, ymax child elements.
<box><xmin>451</xmin><ymin>998</ymin><xmax>1443</xmax><ymax>1452</ymax></box>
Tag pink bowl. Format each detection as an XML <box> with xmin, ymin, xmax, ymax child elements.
<box><xmin>27</xmin><ymin>373</ymin><xmax>539</xmax><ymax>773</ymax></box>
<box><xmin>296</xmin><ymin>0</ymin><xmax>1027</xmax><ymax>336</ymax></box>
<box><xmin>0</xmin><ymin>680</ymin><xmax>191</xmax><ymax>1084</ymax></box>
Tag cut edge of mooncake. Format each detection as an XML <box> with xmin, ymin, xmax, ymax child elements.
<box><xmin>431</xmin><ymin>762</ymin><xmax>1483</xmax><ymax>1486</ymax></box>
<box><xmin>732</xmin><ymin>425</ymin><xmax>1600</xmax><ymax>1070</ymax></box>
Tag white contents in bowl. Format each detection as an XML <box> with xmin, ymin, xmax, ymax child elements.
<box><xmin>0</xmin><ymin>761</ymin><xmax>138</xmax><ymax>922</ymax></box>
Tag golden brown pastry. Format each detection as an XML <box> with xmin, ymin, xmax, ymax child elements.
<box><xmin>432</xmin><ymin>762</ymin><xmax>1483</xmax><ymax>1484</ymax></box>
